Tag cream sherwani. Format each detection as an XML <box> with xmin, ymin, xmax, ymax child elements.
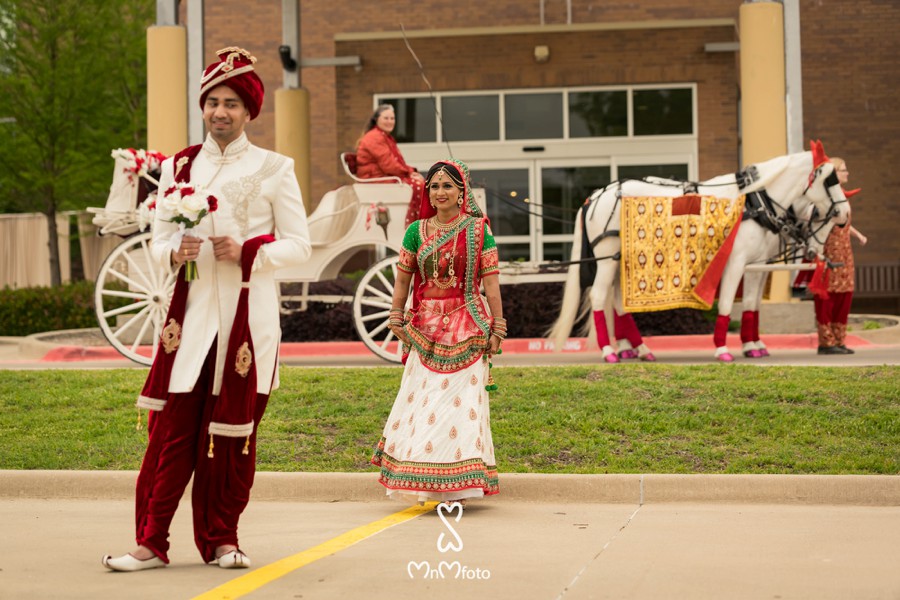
<box><xmin>150</xmin><ymin>133</ymin><xmax>311</xmax><ymax>396</ymax></box>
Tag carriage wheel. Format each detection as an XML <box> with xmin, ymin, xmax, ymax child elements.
<box><xmin>94</xmin><ymin>232</ymin><xmax>175</xmax><ymax>365</ymax></box>
<box><xmin>352</xmin><ymin>254</ymin><xmax>404</xmax><ymax>364</ymax></box>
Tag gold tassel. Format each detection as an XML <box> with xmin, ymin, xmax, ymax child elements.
<box><xmin>207</xmin><ymin>434</ymin><xmax>215</xmax><ymax>458</ymax></box>
<box><xmin>136</xmin><ymin>408</ymin><xmax>143</xmax><ymax>431</ymax></box>
<box><xmin>242</xmin><ymin>436</ymin><xmax>250</xmax><ymax>455</ymax></box>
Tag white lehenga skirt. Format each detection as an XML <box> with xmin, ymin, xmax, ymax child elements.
<box><xmin>372</xmin><ymin>350</ymin><xmax>499</xmax><ymax>503</ymax></box>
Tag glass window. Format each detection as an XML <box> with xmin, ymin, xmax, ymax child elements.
<box><xmin>617</xmin><ymin>164</ymin><xmax>689</xmax><ymax>181</ymax></box>
<box><xmin>469</xmin><ymin>168</ymin><xmax>529</xmax><ymax>238</ymax></box>
<box><xmin>379</xmin><ymin>97</ymin><xmax>436</xmax><ymax>143</ymax></box>
<box><xmin>632</xmin><ymin>88</ymin><xmax>693</xmax><ymax>136</ymax></box>
<box><xmin>496</xmin><ymin>242</ymin><xmax>531</xmax><ymax>263</ymax></box>
<box><xmin>505</xmin><ymin>93</ymin><xmax>563</xmax><ymax>140</ymax></box>
<box><xmin>568</xmin><ymin>90</ymin><xmax>628</xmax><ymax>138</ymax></box>
<box><xmin>441</xmin><ymin>95</ymin><xmax>500</xmax><ymax>142</ymax></box>
<box><xmin>542</xmin><ymin>242</ymin><xmax>573</xmax><ymax>263</ymax></box>
<box><xmin>541</xmin><ymin>166</ymin><xmax>611</xmax><ymax>236</ymax></box>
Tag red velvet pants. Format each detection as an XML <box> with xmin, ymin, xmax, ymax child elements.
<box><xmin>134</xmin><ymin>350</ymin><xmax>269</xmax><ymax>564</ymax></box>
<box><xmin>814</xmin><ymin>291</ymin><xmax>853</xmax><ymax>347</ymax></box>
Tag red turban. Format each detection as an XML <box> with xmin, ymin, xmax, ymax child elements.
<box><xmin>199</xmin><ymin>47</ymin><xmax>265</xmax><ymax>120</ymax></box>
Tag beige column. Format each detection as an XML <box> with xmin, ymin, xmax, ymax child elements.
<box><xmin>739</xmin><ymin>0</ymin><xmax>791</xmax><ymax>302</ymax></box>
<box><xmin>275</xmin><ymin>88</ymin><xmax>312</xmax><ymax>212</ymax></box>
<box><xmin>147</xmin><ymin>26</ymin><xmax>188</xmax><ymax>156</ymax></box>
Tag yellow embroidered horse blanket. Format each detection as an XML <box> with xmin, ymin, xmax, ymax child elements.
<box><xmin>620</xmin><ymin>194</ymin><xmax>745</xmax><ymax>312</ymax></box>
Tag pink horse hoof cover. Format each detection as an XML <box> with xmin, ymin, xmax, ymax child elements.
<box><xmin>641</xmin><ymin>353</ymin><xmax>656</xmax><ymax>362</ymax></box>
<box><xmin>717</xmin><ymin>353</ymin><xmax>735</xmax><ymax>363</ymax></box>
<box><xmin>617</xmin><ymin>349</ymin><xmax>638</xmax><ymax>359</ymax></box>
<box><xmin>604</xmin><ymin>354</ymin><xmax>620</xmax><ymax>364</ymax></box>
<box><xmin>743</xmin><ymin>349</ymin><xmax>764</xmax><ymax>358</ymax></box>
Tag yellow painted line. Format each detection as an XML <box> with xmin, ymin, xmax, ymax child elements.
<box><xmin>191</xmin><ymin>502</ymin><xmax>436</xmax><ymax>600</ymax></box>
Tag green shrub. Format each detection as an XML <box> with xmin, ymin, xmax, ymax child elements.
<box><xmin>0</xmin><ymin>281</ymin><xmax>99</xmax><ymax>336</ymax></box>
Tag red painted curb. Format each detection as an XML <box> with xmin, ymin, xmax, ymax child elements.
<box><xmin>38</xmin><ymin>334</ymin><xmax>874</xmax><ymax>362</ymax></box>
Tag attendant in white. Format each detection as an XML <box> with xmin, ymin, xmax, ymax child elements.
<box><xmin>104</xmin><ymin>47</ymin><xmax>311</xmax><ymax>572</ymax></box>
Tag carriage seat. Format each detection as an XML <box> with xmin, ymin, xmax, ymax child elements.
<box><xmin>340</xmin><ymin>152</ymin><xmax>402</xmax><ymax>184</ymax></box>
<box><xmin>307</xmin><ymin>185</ymin><xmax>360</xmax><ymax>246</ymax></box>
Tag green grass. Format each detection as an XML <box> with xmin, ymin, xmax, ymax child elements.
<box><xmin>0</xmin><ymin>366</ymin><xmax>897</xmax><ymax>474</ymax></box>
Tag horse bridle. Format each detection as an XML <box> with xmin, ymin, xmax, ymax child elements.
<box><xmin>739</xmin><ymin>164</ymin><xmax>847</xmax><ymax>259</ymax></box>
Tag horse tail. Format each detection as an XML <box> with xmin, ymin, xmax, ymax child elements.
<box><xmin>548</xmin><ymin>202</ymin><xmax>589</xmax><ymax>351</ymax></box>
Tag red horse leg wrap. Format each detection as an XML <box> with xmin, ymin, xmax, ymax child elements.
<box><xmin>614</xmin><ymin>311</ymin><xmax>643</xmax><ymax>347</ymax></box>
<box><xmin>592</xmin><ymin>310</ymin><xmax>612</xmax><ymax>348</ymax></box>
<box><xmin>752</xmin><ymin>311</ymin><xmax>761</xmax><ymax>342</ymax></box>
<box><xmin>740</xmin><ymin>311</ymin><xmax>754</xmax><ymax>344</ymax></box>
<box><xmin>613</xmin><ymin>311</ymin><xmax>625</xmax><ymax>342</ymax></box>
<box><xmin>714</xmin><ymin>314</ymin><xmax>731</xmax><ymax>348</ymax></box>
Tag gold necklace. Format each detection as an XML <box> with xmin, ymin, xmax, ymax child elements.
<box><xmin>430</xmin><ymin>218</ymin><xmax>463</xmax><ymax>289</ymax></box>
<box><xmin>429</xmin><ymin>212</ymin><xmax>463</xmax><ymax>231</ymax></box>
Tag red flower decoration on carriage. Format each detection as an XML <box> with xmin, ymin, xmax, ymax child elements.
<box><xmin>111</xmin><ymin>148</ymin><xmax>167</xmax><ymax>182</ymax></box>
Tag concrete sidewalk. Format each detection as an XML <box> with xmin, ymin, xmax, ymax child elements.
<box><xmin>2</xmin><ymin>472</ymin><xmax>899</xmax><ymax>600</ymax></box>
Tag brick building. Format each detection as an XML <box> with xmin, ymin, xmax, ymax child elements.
<box><xmin>196</xmin><ymin>0</ymin><xmax>898</xmax><ymax>304</ymax></box>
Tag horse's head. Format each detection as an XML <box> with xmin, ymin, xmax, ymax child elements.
<box><xmin>747</xmin><ymin>140</ymin><xmax>849</xmax><ymax>245</ymax></box>
<box><xmin>802</xmin><ymin>140</ymin><xmax>850</xmax><ymax>228</ymax></box>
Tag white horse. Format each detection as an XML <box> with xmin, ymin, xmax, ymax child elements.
<box><xmin>549</xmin><ymin>141</ymin><xmax>850</xmax><ymax>363</ymax></box>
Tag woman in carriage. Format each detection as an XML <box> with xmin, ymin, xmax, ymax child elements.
<box><xmin>355</xmin><ymin>104</ymin><xmax>426</xmax><ymax>227</ymax></box>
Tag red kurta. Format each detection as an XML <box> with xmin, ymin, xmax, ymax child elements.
<box><xmin>356</xmin><ymin>128</ymin><xmax>416</xmax><ymax>179</ymax></box>
<box><xmin>825</xmin><ymin>215</ymin><xmax>855</xmax><ymax>293</ymax></box>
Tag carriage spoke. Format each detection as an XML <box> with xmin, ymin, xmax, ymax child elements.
<box><xmin>123</xmin><ymin>247</ymin><xmax>155</xmax><ymax>291</ymax></box>
<box><xmin>129</xmin><ymin>308</ymin><xmax>156</xmax><ymax>352</ymax></box>
<box><xmin>100</xmin><ymin>289</ymin><xmax>148</xmax><ymax>301</ymax></box>
<box><xmin>359</xmin><ymin>298</ymin><xmax>392</xmax><ymax>310</ymax></box>
<box><xmin>380</xmin><ymin>329</ymin><xmax>396</xmax><ymax>348</ymax></box>
<box><xmin>104</xmin><ymin>267</ymin><xmax>150</xmax><ymax>295</ymax></box>
<box><xmin>369</xmin><ymin>319</ymin><xmax>390</xmax><ymax>337</ymax></box>
<box><xmin>361</xmin><ymin>308</ymin><xmax>391</xmax><ymax>323</ymax></box>
<box><xmin>138</xmin><ymin>238</ymin><xmax>163</xmax><ymax>289</ymax></box>
<box><xmin>109</xmin><ymin>303</ymin><xmax>152</xmax><ymax>341</ymax></box>
<box><xmin>102</xmin><ymin>299</ymin><xmax>151</xmax><ymax>320</ymax></box>
<box><xmin>361</xmin><ymin>283</ymin><xmax>393</xmax><ymax>303</ymax></box>
<box><xmin>374</xmin><ymin>269</ymin><xmax>395</xmax><ymax>293</ymax></box>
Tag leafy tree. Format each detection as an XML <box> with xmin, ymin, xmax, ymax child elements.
<box><xmin>0</xmin><ymin>0</ymin><xmax>154</xmax><ymax>285</ymax></box>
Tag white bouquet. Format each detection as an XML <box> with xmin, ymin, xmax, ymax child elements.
<box><xmin>160</xmin><ymin>182</ymin><xmax>219</xmax><ymax>281</ymax></box>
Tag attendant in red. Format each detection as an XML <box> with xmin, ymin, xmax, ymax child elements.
<box><xmin>815</xmin><ymin>156</ymin><xmax>868</xmax><ymax>355</ymax></box>
<box><xmin>355</xmin><ymin>104</ymin><xmax>426</xmax><ymax>226</ymax></box>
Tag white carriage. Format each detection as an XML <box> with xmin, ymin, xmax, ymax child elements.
<box><xmin>88</xmin><ymin>149</ymin><xmax>483</xmax><ymax>365</ymax></box>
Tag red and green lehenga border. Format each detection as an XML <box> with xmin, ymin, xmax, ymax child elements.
<box><xmin>372</xmin><ymin>438</ymin><xmax>500</xmax><ymax>495</ymax></box>
<box><xmin>405</xmin><ymin>325</ymin><xmax>488</xmax><ymax>373</ymax></box>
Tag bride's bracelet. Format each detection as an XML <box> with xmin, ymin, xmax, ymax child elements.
<box><xmin>490</xmin><ymin>318</ymin><xmax>508</xmax><ymax>341</ymax></box>
<box><xmin>389</xmin><ymin>308</ymin><xmax>405</xmax><ymax>328</ymax></box>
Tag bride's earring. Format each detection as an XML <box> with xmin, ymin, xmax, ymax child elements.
<box><xmin>457</xmin><ymin>193</ymin><xmax>464</xmax><ymax>207</ymax></box>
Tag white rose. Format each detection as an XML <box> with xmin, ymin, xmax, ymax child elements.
<box><xmin>180</xmin><ymin>192</ymin><xmax>209</xmax><ymax>219</ymax></box>
<box><xmin>161</xmin><ymin>190</ymin><xmax>182</xmax><ymax>212</ymax></box>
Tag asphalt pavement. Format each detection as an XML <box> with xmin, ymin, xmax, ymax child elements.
<box><xmin>1</xmin><ymin>318</ymin><xmax>899</xmax><ymax>599</ymax></box>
